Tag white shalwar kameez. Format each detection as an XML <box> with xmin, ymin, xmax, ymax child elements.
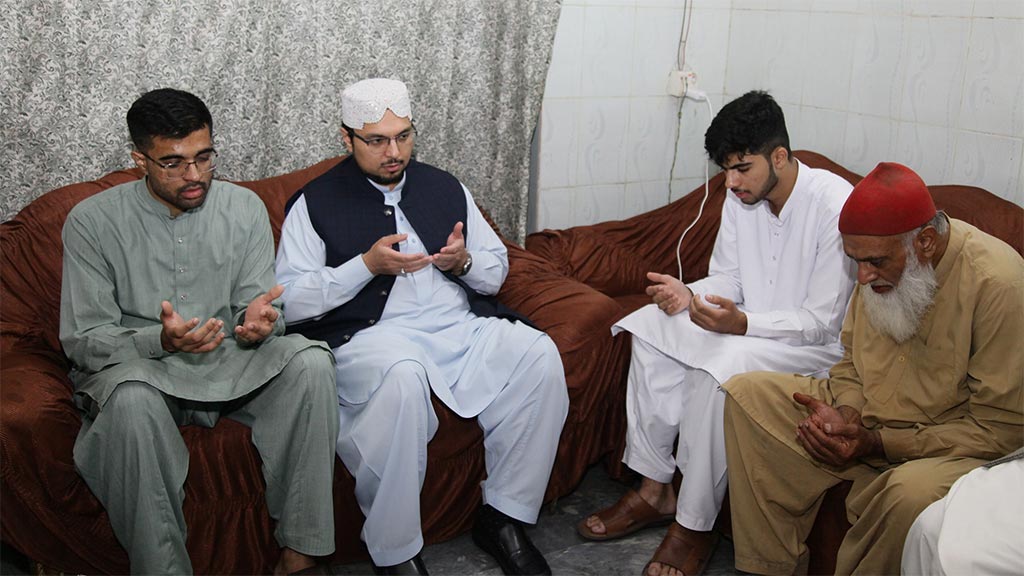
<box><xmin>276</xmin><ymin>175</ymin><xmax>568</xmax><ymax>566</ymax></box>
<box><xmin>902</xmin><ymin>450</ymin><xmax>1024</xmax><ymax>576</ymax></box>
<box><xmin>613</xmin><ymin>161</ymin><xmax>855</xmax><ymax>531</ymax></box>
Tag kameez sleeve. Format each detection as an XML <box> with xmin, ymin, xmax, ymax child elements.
<box><xmin>59</xmin><ymin>209</ymin><xmax>167</xmax><ymax>372</ymax></box>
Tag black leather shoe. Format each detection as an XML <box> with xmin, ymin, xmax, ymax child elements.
<box><xmin>372</xmin><ymin>553</ymin><xmax>429</xmax><ymax>575</ymax></box>
<box><xmin>471</xmin><ymin>504</ymin><xmax>551</xmax><ymax>575</ymax></box>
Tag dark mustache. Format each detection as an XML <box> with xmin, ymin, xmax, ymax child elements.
<box><xmin>177</xmin><ymin>181</ymin><xmax>209</xmax><ymax>193</ymax></box>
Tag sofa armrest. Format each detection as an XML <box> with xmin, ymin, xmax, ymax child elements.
<box><xmin>524</xmin><ymin>228</ymin><xmax>654</xmax><ymax>298</ymax></box>
<box><xmin>0</xmin><ymin>345</ymin><xmax>80</xmax><ymax>492</ymax></box>
<box><xmin>499</xmin><ymin>243</ymin><xmax>636</xmax><ymax>494</ymax></box>
<box><xmin>498</xmin><ymin>244</ymin><xmax>625</xmax><ymax>407</ymax></box>
<box><xmin>526</xmin><ymin>180</ymin><xmax>727</xmax><ymax>297</ymax></box>
<box><xmin>0</xmin><ymin>344</ymin><xmax>123</xmax><ymax>574</ymax></box>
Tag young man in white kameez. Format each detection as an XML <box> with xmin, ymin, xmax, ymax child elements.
<box><xmin>577</xmin><ymin>91</ymin><xmax>857</xmax><ymax>576</ymax></box>
<box><xmin>275</xmin><ymin>79</ymin><xmax>568</xmax><ymax>576</ymax></box>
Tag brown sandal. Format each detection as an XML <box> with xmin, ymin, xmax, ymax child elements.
<box><xmin>577</xmin><ymin>488</ymin><xmax>675</xmax><ymax>541</ymax></box>
<box><xmin>642</xmin><ymin>522</ymin><xmax>719</xmax><ymax>576</ymax></box>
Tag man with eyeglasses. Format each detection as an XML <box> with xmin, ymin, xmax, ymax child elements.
<box><xmin>276</xmin><ymin>78</ymin><xmax>568</xmax><ymax>576</ymax></box>
<box><xmin>59</xmin><ymin>88</ymin><xmax>338</xmax><ymax>575</ymax></box>
<box><xmin>721</xmin><ymin>163</ymin><xmax>1022</xmax><ymax>575</ymax></box>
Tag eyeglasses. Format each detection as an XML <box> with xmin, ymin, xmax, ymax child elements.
<box><xmin>141</xmin><ymin>150</ymin><xmax>218</xmax><ymax>178</ymax></box>
<box><xmin>348</xmin><ymin>126</ymin><xmax>416</xmax><ymax>152</ymax></box>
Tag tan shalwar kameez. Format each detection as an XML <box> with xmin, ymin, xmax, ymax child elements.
<box><xmin>722</xmin><ymin>219</ymin><xmax>1024</xmax><ymax>576</ymax></box>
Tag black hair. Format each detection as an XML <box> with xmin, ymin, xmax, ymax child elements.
<box><xmin>703</xmin><ymin>90</ymin><xmax>790</xmax><ymax>167</ymax></box>
<box><xmin>127</xmin><ymin>88</ymin><xmax>212</xmax><ymax>152</ymax></box>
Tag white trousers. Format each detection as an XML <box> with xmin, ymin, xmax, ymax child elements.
<box><xmin>623</xmin><ymin>337</ymin><xmax>727</xmax><ymax>532</ymax></box>
<box><xmin>902</xmin><ymin>457</ymin><xmax>1024</xmax><ymax>576</ymax></box>
<box><xmin>336</xmin><ymin>337</ymin><xmax>568</xmax><ymax>567</ymax></box>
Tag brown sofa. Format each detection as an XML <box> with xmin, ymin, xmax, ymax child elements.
<box><xmin>0</xmin><ymin>157</ymin><xmax>634</xmax><ymax>574</ymax></box>
<box><xmin>526</xmin><ymin>150</ymin><xmax>1024</xmax><ymax>574</ymax></box>
<box><xmin>4</xmin><ymin>151</ymin><xmax>1020</xmax><ymax>575</ymax></box>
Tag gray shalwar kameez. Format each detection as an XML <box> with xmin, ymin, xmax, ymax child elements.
<box><xmin>60</xmin><ymin>180</ymin><xmax>339</xmax><ymax>575</ymax></box>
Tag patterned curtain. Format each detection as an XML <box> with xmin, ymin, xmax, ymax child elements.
<box><xmin>1</xmin><ymin>0</ymin><xmax>561</xmax><ymax>241</ymax></box>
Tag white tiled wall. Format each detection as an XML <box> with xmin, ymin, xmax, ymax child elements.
<box><xmin>532</xmin><ymin>0</ymin><xmax>1024</xmax><ymax>232</ymax></box>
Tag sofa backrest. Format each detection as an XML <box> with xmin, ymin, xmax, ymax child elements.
<box><xmin>526</xmin><ymin>150</ymin><xmax>1022</xmax><ymax>300</ymax></box>
<box><xmin>235</xmin><ymin>156</ymin><xmax>344</xmax><ymax>244</ymax></box>
<box><xmin>928</xmin><ymin>185</ymin><xmax>1023</xmax><ymax>255</ymax></box>
<box><xmin>0</xmin><ymin>157</ymin><xmax>345</xmax><ymax>357</ymax></box>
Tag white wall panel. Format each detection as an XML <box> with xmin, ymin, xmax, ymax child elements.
<box><xmin>578</xmin><ymin>98</ymin><xmax>630</xmax><ymax>185</ymax></box>
<box><xmin>534</xmin><ymin>0</ymin><xmax>1024</xmax><ymax>233</ymax></box>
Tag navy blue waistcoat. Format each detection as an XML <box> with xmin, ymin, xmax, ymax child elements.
<box><xmin>284</xmin><ymin>157</ymin><xmax>519</xmax><ymax>347</ymax></box>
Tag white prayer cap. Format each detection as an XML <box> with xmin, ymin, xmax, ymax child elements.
<box><xmin>341</xmin><ymin>78</ymin><xmax>413</xmax><ymax>129</ymax></box>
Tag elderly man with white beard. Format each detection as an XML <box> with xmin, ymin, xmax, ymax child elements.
<box><xmin>719</xmin><ymin>162</ymin><xmax>1023</xmax><ymax>576</ymax></box>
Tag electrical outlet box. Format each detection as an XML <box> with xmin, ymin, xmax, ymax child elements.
<box><xmin>666</xmin><ymin>66</ymin><xmax>698</xmax><ymax>98</ymax></box>
<box><xmin>667</xmin><ymin>70</ymin><xmax>686</xmax><ymax>97</ymax></box>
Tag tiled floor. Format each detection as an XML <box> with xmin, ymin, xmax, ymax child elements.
<box><xmin>0</xmin><ymin>465</ymin><xmax>741</xmax><ymax>576</ymax></box>
<box><xmin>332</xmin><ymin>464</ymin><xmax>740</xmax><ymax>576</ymax></box>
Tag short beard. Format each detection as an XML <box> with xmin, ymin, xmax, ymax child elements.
<box><xmin>859</xmin><ymin>239</ymin><xmax>938</xmax><ymax>343</ymax></box>
<box><xmin>366</xmin><ymin>169</ymin><xmax>405</xmax><ymax>186</ymax></box>
<box><xmin>735</xmin><ymin>162</ymin><xmax>778</xmax><ymax>206</ymax></box>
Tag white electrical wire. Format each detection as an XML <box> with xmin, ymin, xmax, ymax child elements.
<box><xmin>675</xmin><ymin>97</ymin><xmax>715</xmax><ymax>282</ymax></box>
<box><xmin>667</xmin><ymin>0</ymin><xmax>694</xmax><ymax>204</ymax></box>
<box><xmin>665</xmin><ymin>1</ymin><xmax>716</xmax><ymax>280</ymax></box>
<box><xmin>678</xmin><ymin>0</ymin><xmax>693</xmax><ymax>71</ymax></box>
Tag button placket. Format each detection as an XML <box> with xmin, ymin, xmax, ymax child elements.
<box><xmin>172</xmin><ymin>225</ymin><xmax>186</xmax><ymax>311</ymax></box>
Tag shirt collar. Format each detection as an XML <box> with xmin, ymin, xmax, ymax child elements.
<box><xmin>132</xmin><ymin>177</ymin><xmax>208</xmax><ymax>219</ymax></box>
<box><xmin>772</xmin><ymin>158</ymin><xmax>808</xmax><ymax>223</ymax></box>
<box><xmin>368</xmin><ymin>173</ymin><xmax>407</xmax><ymax>204</ymax></box>
<box><xmin>932</xmin><ymin>215</ymin><xmax>961</xmax><ymax>287</ymax></box>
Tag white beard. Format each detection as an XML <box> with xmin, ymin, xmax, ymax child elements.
<box><xmin>859</xmin><ymin>252</ymin><xmax>938</xmax><ymax>343</ymax></box>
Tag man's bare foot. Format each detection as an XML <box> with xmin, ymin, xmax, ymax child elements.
<box><xmin>584</xmin><ymin>477</ymin><xmax>676</xmax><ymax>536</ymax></box>
<box><xmin>646</xmin><ymin>559</ymin><xmax>684</xmax><ymax>576</ymax></box>
<box><xmin>644</xmin><ymin>522</ymin><xmax>719</xmax><ymax>576</ymax></box>
<box><xmin>274</xmin><ymin>547</ymin><xmax>317</xmax><ymax>575</ymax></box>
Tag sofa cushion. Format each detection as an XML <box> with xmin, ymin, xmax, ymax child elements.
<box><xmin>1</xmin><ymin>169</ymin><xmax>144</xmax><ymax>355</ymax></box>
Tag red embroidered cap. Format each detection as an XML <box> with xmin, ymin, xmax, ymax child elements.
<box><xmin>839</xmin><ymin>162</ymin><xmax>936</xmax><ymax>236</ymax></box>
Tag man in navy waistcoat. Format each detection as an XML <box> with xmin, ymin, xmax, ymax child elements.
<box><xmin>276</xmin><ymin>78</ymin><xmax>568</xmax><ymax>576</ymax></box>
